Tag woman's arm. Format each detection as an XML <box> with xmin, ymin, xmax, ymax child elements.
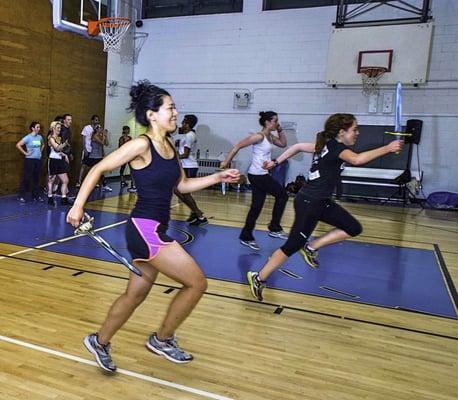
<box><xmin>102</xmin><ymin>129</ymin><xmax>109</xmax><ymax>146</ymax></box>
<box><xmin>220</xmin><ymin>133</ymin><xmax>263</xmax><ymax>169</ymax></box>
<box><xmin>176</xmin><ymin>168</ymin><xmax>240</xmax><ymax>194</ymax></box>
<box><xmin>339</xmin><ymin>140</ymin><xmax>403</xmax><ymax>166</ymax></box>
<box><xmin>67</xmin><ymin>138</ymin><xmax>149</xmax><ymax>226</ymax></box>
<box><xmin>49</xmin><ymin>136</ymin><xmax>66</xmax><ymax>152</ymax></box>
<box><xmin>15</xmin><ymin>139</ymin><xmax>29</xmax><ymax>156</ymax></box>
<box><xmin>264</xmin><ymin>142</ymin><xmax>315</xmax><ymax>170</ymax></box>
<box><xmin>92</xmin><ymin>133</ymin><xmax>105</xmax><ymax>145</ymax></box>
<box><xmin>271</xmin><ymin>128</ymin><xmax>287</xmax><ymax>148</ymax></box>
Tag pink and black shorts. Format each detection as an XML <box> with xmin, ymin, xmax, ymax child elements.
<box><xmin>126</xmin><ymin>217</ymin><xmax>174</xmax><ymax>262</ymax></box>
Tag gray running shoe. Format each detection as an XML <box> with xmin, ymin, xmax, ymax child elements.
<box><xmin>240</xmin><ymin>240</ymin><xmax>261</xmax><ymax>251</ymax></box>
<box><xmin>246</xmin><ymin>271</ymin><xmax>266</xmax><ymax>301</ymax></box>
<box><xmin>268</xmin><ymin>230</ymin><xmax>288</xmax><ymax>240</ymax></box>
<box><xmin>300</xmin><ymin>244</ymin><xmax>319</xmax><ymax>269</ymax></box>
<box><xmin>83</xmin><ymin>333</ymin><xmax>117</xmax><ymax>373</ymax></box>
<box><xmin>145</xmin><ymin>333</ymin><xmax>193</xmax><ymax>364</ymax></box>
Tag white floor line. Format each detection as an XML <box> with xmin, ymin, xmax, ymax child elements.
<box><xmin>0</xmin><ymin>220</ymin><xmax>127</xmax><ymax>261</ymax></box>
<box><xmin>0</xmin><ymin>335</ymin><xmax>233</xmax><ymax>400</ymax></box>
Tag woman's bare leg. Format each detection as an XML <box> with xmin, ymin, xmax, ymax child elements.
<box><xmin>148</xmin><ymin>242</ymin><xmax>207</xmax><ymax>339</ymax></box>
<box><xmin>98</xmin><ymin>264</ymin><xmax>158</xmax><ymax>344</ymax></box>
<box><xmin>308</xmin><ymin>228</ymin><xmax>350</xmax><ymax>250</ymax></box>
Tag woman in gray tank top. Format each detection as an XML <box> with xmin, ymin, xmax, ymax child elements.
<box><xmin>85</xmin><ymin>125</ymin><xmax>112</xmax><ymax>191</ymax></box>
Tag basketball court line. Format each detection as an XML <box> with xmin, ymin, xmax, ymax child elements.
<box><xmin>0</xmin><ymin>335</ymin><xmax>233</xmax><ymax>400</ymax></box>
<box><xmin>0</xmin><ymin>209</ymin><xmax>456</xmax><ymax>318</ymax></box>
<box><xmin>0</xmin><ymin>220</ymin><xmax>128</xmax><ymax>260</ymax></box>
<box><xmin>1</xmin><ymin>250</ymin><xmax>457</xmax><ymax>340</ymax></box>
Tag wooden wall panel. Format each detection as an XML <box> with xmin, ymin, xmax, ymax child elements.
<box><xmin>0</xmin><ymin>0</ymin><xmax>107</xmax><ymax>195</ymax></box>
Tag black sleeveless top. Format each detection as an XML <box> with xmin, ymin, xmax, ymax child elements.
<box><xmin>130</xmin><ymin>135</ymin><xmax>181</xmax><ymax>224</ymax></box>
<box><xmin>300</xmin><ymin>138</ymin><xmax>348</xmax><ymax>200</ymax></box>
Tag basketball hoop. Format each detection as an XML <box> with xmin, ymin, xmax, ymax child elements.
<box><xmin>120</xmin><ymin>32</ymin><xmax>149</xmax><ymax>65</ymax></box>
<box><xmin>88</xmin><ymin>17</ymin><xmax>131</xmax><ymax>53</ymax></box>
<box><xmin>360</xmin><ymin>67</ymin><xmax>387</xmax><ymax>96</ymax></box>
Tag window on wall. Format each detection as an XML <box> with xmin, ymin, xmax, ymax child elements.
<box><xmin>143</xmin><ymin>0</ymin><xmax>243</xmax><ymax>19</ymax></box>
<box><xmin>263</xmin><ymin>0</ymin><xmax>366</xmax><ymax>10</ymax></box>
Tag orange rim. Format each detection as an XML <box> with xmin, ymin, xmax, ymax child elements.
<box><xmin>99</xmin><ymin>17</ymin><xmax>131</xmax><ymax>28</ymax></box>
<box><xmin>87</xmin><ymin>17</ymin><xmax>131</xmax><ymax>36</ymax></box>
<box><xmin>360</xmin><ymin>67</ymin><xmax>388</xmax><ymax>77</ymax></box>
<box><xmin>87</xmin><ymin>20</ymin><xmax>100</xmax><ymax>36</ymax></box>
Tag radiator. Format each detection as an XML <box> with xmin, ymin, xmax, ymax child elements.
<box><xmin>197</xmin><ymin>159</ymin><xmax>231</xmax><ymax>177</ymax></box>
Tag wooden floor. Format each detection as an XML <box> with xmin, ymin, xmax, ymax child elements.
<box><xmin>0</xmin><ymin>190</ymin><xmax>457</xmax><ymax>400</ymax></box>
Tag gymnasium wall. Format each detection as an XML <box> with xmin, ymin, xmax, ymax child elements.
<box><xmin>0</xmin><ymin>0</ymin><xmax>107</xmax><ymax>195</ymax></box>
<box><xmin>107</xmin><ymin>0</ymin><xmax>458</xmax><ymax>196</ymax></box>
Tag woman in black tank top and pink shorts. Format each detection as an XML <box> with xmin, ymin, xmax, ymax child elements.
<box><xmin>67</xmin><ymin>81</ymin><xmax>240</xmax><ymax>372</ymax></box>
<box><xmin>246</xmin><ymin>113</ymin><xmax>403</xmax><ymax>301</ymax></box>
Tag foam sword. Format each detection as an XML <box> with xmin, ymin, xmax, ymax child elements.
<box><xmin>385</xmin><ymin>81</ymin><xmax>411</xmax><ymax>152</ymax></box>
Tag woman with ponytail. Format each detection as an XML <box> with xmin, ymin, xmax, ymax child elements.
<box><xmin>220</xmin><ymin>111</ymin><xmax>289</xmax><ymax>251</ymax></box>
<box><xmin>247</xmin><ymin>113</ymin><xmax>403</xmax><ymax>301</ymax></box>
<box><xmin>67</xmin><ymin>80</ymin><xmax>240</xmax><ymax>371</ymax></box>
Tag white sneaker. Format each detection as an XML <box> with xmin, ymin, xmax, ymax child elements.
<box><xmin>240</xmin><ymin>240</ymin><xmax>261</xmax><ymax>251</ymax></box>
<box><xmin>102</xmin><ymin>185</ymin><xmax>112</xmax><ymax>192</ymax></box>
<box><xmin>268</xmin><ymin>230</ymin><xmax>288</xmax><ymax>240</ymax></box>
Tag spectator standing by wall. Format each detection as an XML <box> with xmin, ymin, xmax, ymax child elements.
<box><xmin>118</xmin><ymin>125</ymin><xmax>132</xmax><ymax>187</ymax></box>
<box><xmin>16</xmin><ymin>121</ymin><xmax>44</xmax><ymax>203</ymax></box>
<box><xmin>87</xmin><ymin>125</ymin><xmax>112</xmax><ymax>192</ymax></box>
<box><xmin>78</xmin><ymin>115</ymin><xmax>100</xmax><ymax>187</ymax></box>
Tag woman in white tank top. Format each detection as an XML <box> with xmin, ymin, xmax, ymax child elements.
<box><xmin>220</xmin><ymin>111</ymin><xmax>289</xmax><ymax>250</ymax></box>
<box><xmin>47</xmin><ymin>121</ymin><xmax>71</xmax><ymax>205</ymax></box>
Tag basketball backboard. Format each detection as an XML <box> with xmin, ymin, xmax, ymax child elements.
<box><xmin>325</xmin><ymin>23</ymin><xmax>433</xmax><ymax>86</ymax></box>
<box><xmin>51</xmin><ymin>0</ymin><xmax>138</xmax><ymax>37</ymax></box>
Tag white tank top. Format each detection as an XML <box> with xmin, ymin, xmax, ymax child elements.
<box><xmin>248</xmin><ymin>135</ymin><xmax>272</xmax><ymax>175</ymax></box>
<box><xmin>49</xmin><ymin>137</ymin><xmax>63</xmax><ymax>160</ymax></box>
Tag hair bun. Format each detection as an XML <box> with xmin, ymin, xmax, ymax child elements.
<box><xmin>129</xmin><ymin>80</ymin><xmax>152</xmax><ymax>106</ymax></box>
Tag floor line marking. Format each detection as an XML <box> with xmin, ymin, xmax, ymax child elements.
<box><xmin>1</xmin><ymin>253</ymin><xmax>457</xmax><ymax>338</ymax></box>
<box><xmin>0</xmin><ymin>334</ymin><xmax>234</xmax><ymax>400</ymax></box>
<box><xmin>0</xmin><ymin>220</ymin><xmax>127</xmax><ymax>260</ymax></box>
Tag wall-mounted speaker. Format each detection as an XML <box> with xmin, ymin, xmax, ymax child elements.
<box><xmin>405</xmin><ymin>119</ymin><xmax>422</xmax><ymax>145</ymax></box>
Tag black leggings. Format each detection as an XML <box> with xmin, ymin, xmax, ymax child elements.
<box><xmin>240</xmin><ymin>173</ymin><xmax>289</xmax><ymax>241</ymax></box>
<box><xmin>281</xmin><ymin>191</ymin><xmax>362</xmax><ymax>257</ymax></box>
<box><xmin>18</xmin><ymin>158</ymin><xmax>41</xmax><ymax>198</ymax></box>
<box><xmin>120</xmin><ymin>163</ymin><xmax>128</xmax><ymax>177</ymax></box>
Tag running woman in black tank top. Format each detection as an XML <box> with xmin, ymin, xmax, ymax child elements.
<box><xmin>67</xmin><ymin>81</ymin><xmax>240</xmax><ymax>371</ymax></box>
<box><xmin>246</xmin><ymin>113</ymin><xmax>403</xmax><ymax>301</ymax></box>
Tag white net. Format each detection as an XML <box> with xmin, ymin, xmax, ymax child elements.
<box><xmin>360</xmin><ymin>67</ymin><xmax>387</xmax><ymax>96</ymax></box>
<box><xmin>120</xmin><ymin>32</ymin><xmax>148</xmax><ymax>64</ymax></box>
<box><xmin>99</xmin><ymin>17</ymin><xmax>131</xmax><ymax>53</ymax></box>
